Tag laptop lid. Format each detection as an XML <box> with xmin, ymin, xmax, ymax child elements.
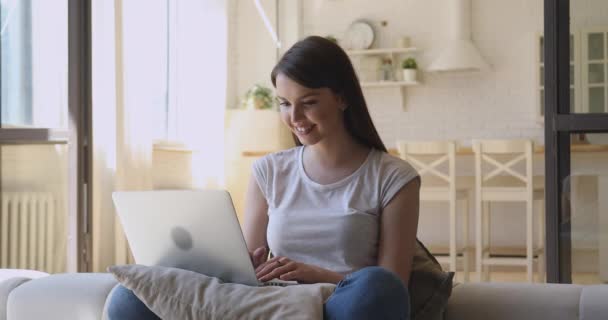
<box><xmin>112</xmin><ymin>189</ymin><xmax>260</xmax><ymax>286</ymax></box>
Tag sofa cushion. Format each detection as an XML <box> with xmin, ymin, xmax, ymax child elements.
<box><xmin>445</xmin><ymin>282</ymin><xmax>584</xmax><ymax>320</ymax></box>
<box><xmin>7</xmin><ymin>273</ymin><xmax>118</xmax><ymax>320</ymax></box>
<box><xmin>109</xmin><ymin>264</ymin><xmax>336</xmax><ymax>320</ymax></box>
<box><xmin>579</xmin><ymin>285</ymin><xmax>608</xmax><ymax>320</ymax></box>
<box><xmin>0</xmin><ymin>277</ymin><xmax>32</xmax><ymax>320</ymax></box>
<box><xmin>0</xmin><ymin>269</ymin><xmax>48</xmax><ymax>283</ymax></box>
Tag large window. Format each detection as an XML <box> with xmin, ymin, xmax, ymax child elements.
<box><xmin>1</xmin><ymin>0</ymin><xmax>89</xmax><ymax>272</ymax></box>
<box><xmin>1</xmin><ymin>0</ymin><xmax>68</xmax><ymax>129</ymax></box>
<box><xmin>120</xmin><ymin>0</ymin><xmax>169</xmax><ymax>141</ymax></box>
<box><xmin>119</xmin><ymin>0</ymin><xmax>222</xmax><ymax>143</ymax></box>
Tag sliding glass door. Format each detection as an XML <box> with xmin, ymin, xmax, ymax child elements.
<box><xmin>545</xmin><ymin>0</ymin><xmax>608</xmax><ymax>284</ymax></box>
<box><xmin>0</xmin><ymin>0</ymin><xmax>91</xmax><ymax>272</ymax></box>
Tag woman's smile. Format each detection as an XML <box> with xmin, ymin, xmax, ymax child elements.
<box><xmin>294</xmin><ymin>124</ymin><xmax>316</xmax><ymax>136</ymax></box>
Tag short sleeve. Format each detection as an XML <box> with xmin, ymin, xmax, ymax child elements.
<box><xmin>380</xmin><ymin>158</ymin><xmax>419</xmax><ymax>208</ymax></box>
<box><xmin>251</xmin><ymin>156</ymin><xmax>270</xmax><ymax>201</ymax></box>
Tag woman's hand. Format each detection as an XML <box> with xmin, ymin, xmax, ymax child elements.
<box><xmin>249</xmin><ymin>246</ymin><xmax>268</xmax><ymax>269</ymax></box>
<box><xmin>255</xmin><ymin>256</ymin><xmax>344</xmax><ymax>284</ymax></box>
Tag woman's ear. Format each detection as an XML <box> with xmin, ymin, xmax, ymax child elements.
<box><xmin>335</xmin><ymin>93</ymin><xmax>347</xmax><ymax>110</ymax></box>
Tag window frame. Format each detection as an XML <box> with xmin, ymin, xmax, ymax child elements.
<box><xmin>581</xmin><ymin>28</ymin><xmax>608</xmax><ymax>114</ymax></box>
<box><xmin>0</xmin><ymin>0</ymin><xmax>92</xmax><ymax>272</ymax></box>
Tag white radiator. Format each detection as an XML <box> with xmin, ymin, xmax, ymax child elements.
<box><xmin>0</xmin><ymin>192</ymin><xmax>59</xmax><ymax>273</ymax></box>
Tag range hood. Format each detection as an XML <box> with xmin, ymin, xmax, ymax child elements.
<box><xmin>428</xmin><ymin>0</ymin><xmax>490</xmax><ymax>73</ymax></box>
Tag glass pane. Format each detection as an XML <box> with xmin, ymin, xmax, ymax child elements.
<box><xmin>570</xmin><ymin>88</ymin><xmax>575</xmax><ymax>112</ymax></box>
<box><xmin>541</xmin><ymin>89</ymin><xmax>545</xmax><ymax>117</ymax></box>
<box><xmin>541</xmin><ymin>66</ymin><xmax>545</xmax><ymax>86</ymax></box>
<box><xmin>570</xmin><ymin>65</ymin><xmax>574</xmax><ymax>85</ymax></box>
<box><xmin>568</xmin><ymin>133</ymin><xmax>608</xmax><ymax>284</ymax></box>
<box><xmin>588</xmin><ymin>33</ymin><xmax>604</xmax><ymax>60</ymax></box>
<box><xmin>1</xmin><ymin>0</ymin><xmax>68</xmax><ymax>129</ymax></box>
<box><xmin>1</xmin><ymin>144</ymin><xmax>68</xmax><ymax>273</ymax></box>
<box><xmin>589</xmin><ymin>87</ymin><xmax>605</xmax><ymax>113</ymax></box>
<box><xmin>540</xmin><ymin>37</ymin><xmax>544</xmax><ymax>63</ymax></box>
<box><xmin>588</xmin><ymin>63</ymin><xmax>605</xmax><ymax>84</ymax></box>
<box><xmin>121</xmin><ymin>0</ymin><xmax>169</xmax><ymax>140</ymax></box>
<box><xmin>570</xmin><ymin>34</ymin><xmax>575</xmax><ymax>62</ymax></box>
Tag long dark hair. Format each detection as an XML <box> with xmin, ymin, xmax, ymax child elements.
<box><xmin>271</xmin><ymin>36</ymin><xmax>388</xmax><ymax>153</ymax></box>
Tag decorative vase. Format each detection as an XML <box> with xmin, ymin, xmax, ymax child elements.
<box><xmin>402</xmin><ymin>69</ymin><xmax>417</xmax><ymax>82</ymax></box>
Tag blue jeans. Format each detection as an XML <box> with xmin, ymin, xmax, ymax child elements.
<box><xmin>107</xmin><ymin>266</ymin><xmax>409</xmax><ymax>320</ymax></box>
<box><xmin>324</xmin><ymin>266</ymin><xmax>409</xmax><ymax>320</ymax></box>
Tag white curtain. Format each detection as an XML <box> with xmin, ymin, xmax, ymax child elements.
<box><xmin>173</xmin><ymin>0</ymin><xmax>227</xmax><ymax>189</ymax></box>
<box><xmin>91</xmin><ymin>0</ymin><xmax>228</xmax><ymax>271</ymax></box>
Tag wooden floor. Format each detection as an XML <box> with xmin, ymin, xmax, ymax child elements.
<box><xmin>454</xmin><ymin>271</ymin><xmax>604</xmax><ymax>285</ymax></box>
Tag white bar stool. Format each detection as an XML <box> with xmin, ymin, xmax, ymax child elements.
<box><xmin>473</xmin><ymin>139</ymin><xmax>545</xmax><ymax>283</ymax></box>
<box><xmin>397</xmin><ymin>141</ymin><xmax>471</xmax><ymax>282</ymax></box>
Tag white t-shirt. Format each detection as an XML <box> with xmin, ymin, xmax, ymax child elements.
<box><xmin>252</xmin><ymin>146</ymin><xmax>419</xmax><ymax>275</ymax></box>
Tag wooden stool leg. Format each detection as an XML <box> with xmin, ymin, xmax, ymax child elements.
<box><xmin>476</xmin><ymin>198</ymin><xmax>483</xmax><ymax>282</ymax></box>
<box><xmin>462</xmin><ymin>196</ymin><xmax>470</xmax><ymax>282</ymax></box>
<box><xmin>536</xmin><ymin>198</ymin><xmax>546</xmax><ymax>283</ymax></box>
<box><xmin>450</xmin><ymin>195</ymin><xmax>457</xmax><ymax>275</ymax></box>
<box><xmin>483</xmin><ymin>201</ymin><xmax>491</xmax><ymax>281</ymax></box>
<box><xmin>527</xmin><ymin>197</ymin><xmax>534</xmax><ymax>283</ymax></box>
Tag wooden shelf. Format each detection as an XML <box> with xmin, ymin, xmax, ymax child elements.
<box><xmin>346</xmin><ymin>47</ymin><xmax>422</xmax><ymax>109</ymax></box>
<box><xmin>346</xmin><ymin>47</ymin><xmax>419</xmax><ymax>56</ymax></box>
<box><xmin>360</xmin><ymin>81</ymin><xmax>420</xmax><ymax>88</ymax></box>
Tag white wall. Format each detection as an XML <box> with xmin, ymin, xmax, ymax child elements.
<box><xmin>301</xmin><ymin>0</ymin><xmax>544</xmax><ymax>147</ymax></box>
<box><xmin>232</xmin><ymin>0</ymin><xmax>278</xmax><ymax>108</ymax></box>
<box><xmin>299</xmin><ymin>0</ymin><xmax>608</xmax><ymax>148</ymax></box>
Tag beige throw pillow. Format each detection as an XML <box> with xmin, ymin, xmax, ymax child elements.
<box><xmin>108</xmin><ymin>265</ymin><xmax>336</xmax><ymax>320</ymax></box>
<box><xmin>409</xmin><ymin>239</ymin><xmax>455</xmax><ymax>320</ymax></box>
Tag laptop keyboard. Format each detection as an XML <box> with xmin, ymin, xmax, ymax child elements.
<box><xmin>262</xmin><ymin>279</ymin><xmax>298</xmax><ymax>287</ymax></box>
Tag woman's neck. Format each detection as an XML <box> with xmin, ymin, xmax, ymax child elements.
<box><xmin>306</xmin><ymin>131</ymin><xmax>369</xmax><ymax>169</ymax></box>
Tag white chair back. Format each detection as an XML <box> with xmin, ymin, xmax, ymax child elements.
<box><xmin>396</xmin><ymin>141</ymin><xmax>457</xmax><ymax>189</ymax></box>
<box><xmin>473</xmin><ymin>139</ymin><xmax>534</xmax><ymax>189</ymax></box>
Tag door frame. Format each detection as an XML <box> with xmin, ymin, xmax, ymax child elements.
<box><xmin>545</xmin><ymin>0</ymin><xmax>608</xmax><ymax>283</ymax></box>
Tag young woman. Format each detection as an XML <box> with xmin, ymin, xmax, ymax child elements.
<box><xmin>245</xmin><ymin>36</ymin><xmax>420</xmax><ymax>320</ymax></box>
<box><xmin>108</xmin><ymin>36</ymin><xmax>420</xmax><ymax>320</ymax></box>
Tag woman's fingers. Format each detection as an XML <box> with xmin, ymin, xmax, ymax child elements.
<box><xmin>254</xmin><ymin>257</ymin><xmax>282</xmax><ymax>278</ymax></box>
<box><xmin>248</xmin><ymin>247</ymin><xmax>264</xmax><ymax>269</ymax></box>
<box><xmin>255</xmin><ymin>257</ymin><xmax>293</xmax><ymax>280</ymax></box>
<box><xmin>258</xmin><ymin>262</ymin><xmax>296</xmax><ymax>282</ymax></box>
<box><xmin>252</xmin><ymin>247</ymin><xmax>267</xmax><ymax>268</ymax></box>
<box><xmin>255</xmin><ymin>256</ymin><xmax>279</xmax><ymax>273</ymax></box>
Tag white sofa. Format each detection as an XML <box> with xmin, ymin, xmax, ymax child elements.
<box><xmin>1</xmin><ymin>272</ymin><xmax>607</xmax><ymax>320</ymax></box>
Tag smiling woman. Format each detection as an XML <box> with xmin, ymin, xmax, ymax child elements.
<box><xmin>271</xmin><ymin>36</ymin><xmax>387</xmax><ymax>152</ymax></box>
<box><xmin>274</xmin><ymin>78</ymin><xmax>344</xmax><ymax>147</ymax></box>
<box><xmin>241</xmin><ymin>36</ymin><xmax>423</xmax><ymax>320</ymax></box>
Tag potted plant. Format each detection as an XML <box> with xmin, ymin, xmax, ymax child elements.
<box><xmin>325</xmin><ymin>35</ymin><xmax>338</xmax><ymax>44</ymax></box>
<box><xmin>242</xmin><ymin>84</ymin><xmax>274</xmax><ymax>110</ymax></box>
<box><xmin>401</xmin><ymin>58</ymin><xmax>418</xmax><ymax>83</ymax></box>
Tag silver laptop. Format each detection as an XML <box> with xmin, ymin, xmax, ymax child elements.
<box><xmin>112</xmin><ymin>189</ymin><xmax>296</xmax><ymax>287</ymax></box>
